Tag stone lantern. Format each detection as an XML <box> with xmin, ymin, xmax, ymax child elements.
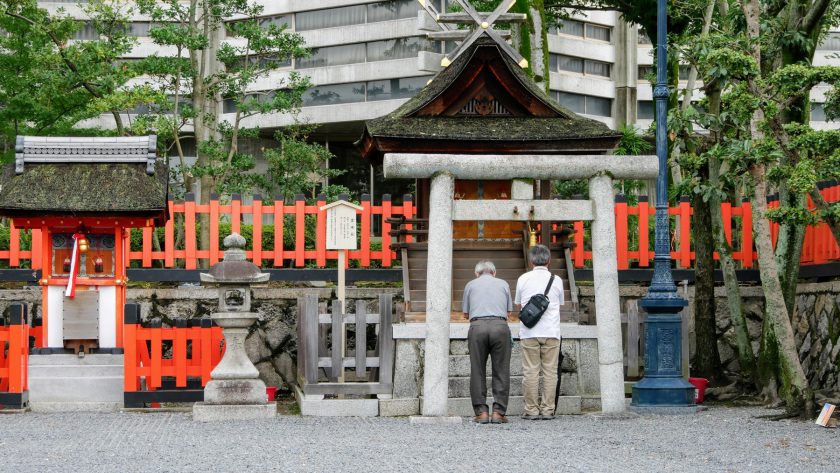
<box><xmin>192</xmin><ymin>233</ymin><xmax>275</xmax><ymax>421</ymax></box>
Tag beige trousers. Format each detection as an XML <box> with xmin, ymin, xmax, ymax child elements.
<box><xmin>520</xmin><ymin>337</ymin><xmax>561</xmax><ymax>416</ymax></box>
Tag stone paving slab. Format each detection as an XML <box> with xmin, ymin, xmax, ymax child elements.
<box><xmin>0</xmin><ymin>407</ymin><xmax>837</xmax><ymax>472</ymax></box>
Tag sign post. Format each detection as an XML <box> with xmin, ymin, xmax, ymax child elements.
<box><xmin>321</xmin><ymin>200</ymin><xmax>362</xmax><ymax>386</ymax></box>
<box><xmin>321</xmin><ymin>200</ymin><xmax>362</xmax><ymax>311</ymax></box>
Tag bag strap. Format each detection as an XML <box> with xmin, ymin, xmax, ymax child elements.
<box><xmin>543</xmin><ymin>274</ymin><xmax>555</xmax><ymax>296</ymax></box>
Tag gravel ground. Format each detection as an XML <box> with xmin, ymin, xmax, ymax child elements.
<box><xmin>0</xmin><ymin>406</ymin><xmax>836</xmax><ymax>473</ymax></box>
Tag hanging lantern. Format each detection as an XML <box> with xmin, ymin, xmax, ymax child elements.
<box><xmin>94</xmin><ymin>256</ymin><xmax>104</xmax><ymax>273</ymax></box>
<box><xmin>63</xmin><ymin>257</ymin><xmax>71</xmax><ymax>273</ymax></box>
<box><xmin>78</xmin><ymin>235</ymin><xmax>89</xmax><ymax>253</ymax></box>
<box><xmin>528</xmin><ymin>227</ymin><xmax>537</xmax><ymax>248</ymax></box>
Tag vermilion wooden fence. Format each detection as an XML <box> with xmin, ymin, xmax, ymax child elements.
<box><xmin>3</xmin><ymin>185</ymin><xmax>840</xmax><ymax>271</ymax></box>
<box><xmin>0</xmin><ymin>304</ymin><xmax>29</xmax><ymax>399</ymax></box>
<box><xmin>123</xmin><ymin>304</ymin><xmax>224</xmax><ymax>405</ymax></box>
<box><xmin>571</xmin><ymin>182</ymin><xmax>840</xmax><ymax>269</ymax></box>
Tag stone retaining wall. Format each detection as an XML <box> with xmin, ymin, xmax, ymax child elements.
<box><xmin>0</xmin><ymin>285</ymin><xmax>400</xmax><ymax>390</ymax></box>
<box><xmin>579</xmin><ymin>282</ymin><xmax>840</xmax><ymax>392</ymax></box>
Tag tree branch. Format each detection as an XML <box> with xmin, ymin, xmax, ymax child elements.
<box><xmin>803</xmin><ymin>0</ymin><xmax>832</xmax><ymax>34</ymax></box>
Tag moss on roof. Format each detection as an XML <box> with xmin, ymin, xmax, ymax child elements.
<box><xmin>0</xmin><ymin>161</ymin><xmax>168</xmax><ymax>215</ymax></box>
<box><xmin>364</xmin><ymin>35</ymin><xmax>619</xmax><ymax>143</ymax></box>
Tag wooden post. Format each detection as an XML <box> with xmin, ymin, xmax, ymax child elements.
<box><xmin>378</xmin><ymin>294</ymin><xmax>394</xmax><ymax>389</ymax></box>
<box><xmin>638</xmin><ymin>196</ymin><xmax>650</xmax><ymax>267</ymax></box>
<box><xmin>273</xmin><ymin>195</ymin><xmax>285</xmax><ymax>267</ymax></box>
<box><xmin>626</xmin><ymin>300</ymin><xmax>639</xmax><ymax>378</ymax></box>
<box><xmin>303</xmin><ymin>295</ymin><xmax>319</xmax><ymax>386</ymax></box>
<box><xmin>252</xmin><ymin>194</ymin><xmax>263</xmax><ymax>266</ymax></box>
<box><xmin>615</xmin><ymin>195</ymin><xmax>629</xmax><ymax>270</ymax></box>
<box><xmin>184</xmin><ymin>193</ymin><xmax>197</xmax><ymax>270</ymax></box>
<box><xmin>355</xmin><ymin>299</ymin><xmax>367</xmax><ymax>380</ymax></box>
<box><xmin>338</xmin><ymin>250</ymin><xmax>346</xmax><ymax>312</ymax></box>
<box><xmin>331</xmin><ymin>299</ymin><xmax>344</xmax><ymax>383</ymax></box>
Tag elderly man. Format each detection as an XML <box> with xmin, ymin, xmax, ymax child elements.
<box><xmin>515</xmin><ymin>244</ymin><xmax>564</xmax><ymax>420</ymax></box>
<box><xmin>462</xmin><ymin>260</ymin><xmax>513</xmax><ymax>424</ymax></box>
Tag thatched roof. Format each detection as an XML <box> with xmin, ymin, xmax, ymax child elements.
<box><xmin>0</xmin><ymin>136</ymin><xmax>168</xmax><ymax>223</ymax></box>
<box><xmin>359</xmin><ymin>36</ymin><xmax>621</xmax><ymax>162</ymax></box>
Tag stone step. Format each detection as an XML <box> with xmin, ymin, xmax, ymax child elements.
<box><xmin>449</xmin><ymin>376</ymin><xmax>524</xmax><ymax>397</ymax></box>
<box><xmin>436</xmin><ymin>395</ymin><xmax>582</xmax><ymax>416</ymax></box>
<box><xmin>448</xmin><ymin>354</ymin><xmax>524</xmax><ymax>377</ymax></box>
<box><xmin>28</xmin><ymin>354</ymin><xmax>124</xmax><ymax>412</ymax></box>
<box><xmin>28</xmin><ymin>354</ymin><xmax>124</xmax><ymax>366</ymax></box>
<box><xmin>29</xmin><ymin>364</ymin><xmax>124</xmax><ymax>378</ymax></box>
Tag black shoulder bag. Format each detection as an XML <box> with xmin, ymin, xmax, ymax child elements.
<box><xmin>519</xmin><ymin>274</ymin><xmax>555</xmax><ymax>329</ymax></box>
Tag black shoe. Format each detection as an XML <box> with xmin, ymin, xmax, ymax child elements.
<box><xmin>539</xmin><ymin>414</ymin><xmax>555</xmax><ymax>420</ymax></box>
<box><xmin>522</xmin><ymin>414</ymin><xmax>540</xmax><ymax>420</ymax></box>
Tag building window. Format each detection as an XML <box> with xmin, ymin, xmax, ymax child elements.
<box><xmin>818</xmin><ymin>32</ymin><xmax>840</xmax><ymax>50</ymax></box>
<box><xmin>550</xmin><ymin>19</ymin><xmax>611</xmax><ymax>42</ymax></box>
<box><xmin>551</xmin><ymin>54</ymin><xmax>610</xmax><ymax>78</ymax></box>
<box><xmin>638</xmin><ymin>65</ymin><xmax>692</xmax><ymax>81</ymax></box>
<box><xmin>296</xmin><ymin>5</ymin><xmax>366</xmax><ymax>31</ymax></box>
<box><xmin>226</xmin><ymin>15</ymin><xmax>291</xmax><ymax>36</ymax></box>
<box><xmin>555</xmin><ymin>19</ymin><xmax>584</xmax><ymax>37</ymax></box>
<box><xmin>367</xmin><ymin>37</ymin><xmax>437</xmax><ymax>61</ymax></box>
<box><xmin>304</xmin><ymin>82</ymin><xmax>367</xmax><ymax>106</ymax></box>
<box><xmin>367</xmin><ymin>0</ymin><xmax>421</xmax><ymax>23</ymax></box>
<box><xmin>73</xmin><ymin>21</ymin><xmax>99</xmax><ymax>40</ymax></box>
<box><xmin>295</xmin><ymin>37</ymin><xmax>438</xmax><ymax>69</ymax></box>
<box><xmin>367</xmin><ymin>76</ymin><xmax>429</xmax><ymax>101</ymax></box>
<box><xmin>812</xmin><ymin>103</ymin><xmax>830</xmax><ymax>121</ymax></box>
<box><xmin>296</xmin><ymin>43</ymin><xmax>366</xmax><ymax>69</ymax></box>
<box><xmin>637</xmin><ymin>101</ymin><xmax>654</xmax><ymax>119</ymax></box>
<box><xmin>585</xmin><ymin>23</ymin><xmax>611</xmax><ymax>42</ymax></box>
<box><xmin>554</xmin><ymin>92</ymin><xmax>612</xmax><ymax>117</ymax></box>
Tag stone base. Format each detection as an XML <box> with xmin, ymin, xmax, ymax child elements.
<box><xmin>30</xmin><ymin>402</ymin><xmax>122</xmax><ymax>413</ymax></box>
<box><xmin>294</xmin><ymin>385</ymin><xmax>379</xmax><ymax>416</ymax></box>
<box><xmin>379</xmin><ymin>398</ymin><xmax>420</xmax><ymax>417</ymax></box>
<box><xmin>409</xmin><ymin>415</ymin><xmax>463</xmax><ymax>425</ymax></box>
<box><xmin>192</xmin><ymin>402</ymin><xmax>276</xmax><ymax>422</ymax></box>
<box><xmin>628</xmin><ymin>405</ymin><xmax>705</xmax><ymax>416</ymax></box>
<box><xmin>204</xmin><ymin>379</ymin><xmax>267</xmax><ymax>405</ymax></box>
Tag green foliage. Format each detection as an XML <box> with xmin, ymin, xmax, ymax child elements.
<box><xmin>265</xmin><ymin>126</ymin><xmax>350</xmax><ymax>200</ymax></box>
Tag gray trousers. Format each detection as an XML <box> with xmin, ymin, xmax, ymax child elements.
<box><xmin>467</xmin><ymin>318</ymin><xmax>512</xmax><ymax>415</ymax></box>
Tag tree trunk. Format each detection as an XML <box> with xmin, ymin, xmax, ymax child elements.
<box><xmin>691</xmin><ymin>179</ymin><xmax>721</xmax><ymax>382</ymax></box>
<box><xmin>513</xmin><ymin>0</ymin><xmax>549</xmax><ymax>93</ymax></box>
<box><xmin>742</xmin><ymin>0</ymin><xmax>813</xmax><ymax>416</ymax></box>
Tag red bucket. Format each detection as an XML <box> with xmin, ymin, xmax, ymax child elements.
<box><xmin>688</xmin><ymin>377</ymin><xmax>709</xmax><ymax>404</ymax></box>
<box><xmin>266</xmin><ymin>386</ymin><xmax>277</xmax><ymax>402</ymax></box>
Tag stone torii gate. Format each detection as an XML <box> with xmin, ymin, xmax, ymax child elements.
<box><xmin>383</xmin><ymin>153</ymin><xmax>659</xmax><ymax>422</ymax></box>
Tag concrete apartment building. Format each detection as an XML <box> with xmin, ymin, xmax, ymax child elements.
<box><xmin>42</xmin><ymin>0</ymin><xmax>840</xmax><ymax>196</ymax></box>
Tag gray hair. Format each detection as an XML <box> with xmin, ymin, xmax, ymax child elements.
<box><xmin>528</xmin><ymin>244</ymin><xmax>551</xmax><ymax>267</ymax></box>
<box><xmin>474</xmin><ymin>260</ymin><xmax>496</xmax><ymax>276</ymax></box>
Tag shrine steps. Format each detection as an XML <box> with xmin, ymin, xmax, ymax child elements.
<box><xmin>28</xmin><ymin>354</ymin><xmax>123</xmax><ymax>412</ymax></box>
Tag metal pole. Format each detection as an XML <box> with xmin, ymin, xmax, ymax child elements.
<box><xmin>631</xmin><ymin>0</ymin><xmax>694</xmax><ymax>409</ymax></box>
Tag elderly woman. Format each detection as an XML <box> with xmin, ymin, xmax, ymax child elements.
<box><xmin>462</xmin><ymin>260</ymin><xmax>513</xmax><ymax>424</ymax></box>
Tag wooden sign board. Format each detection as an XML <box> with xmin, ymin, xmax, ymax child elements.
<box><xmin>321</xmin><ymin>200</ymin><xmax>362</xmax><ymax>250</ymax></box>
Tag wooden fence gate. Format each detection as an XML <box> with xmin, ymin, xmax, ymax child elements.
<box><xmin>297</xmin><ymin>294</ymin><xmax>394</xmax><ymax>396</ymax></box>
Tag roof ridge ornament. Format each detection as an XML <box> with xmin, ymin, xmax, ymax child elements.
<box><xmin>15</xmin><ymin>135</ymin><xmax>158</xmax><ymax>176</ymax></box>
<box><xmin>418</xmin><ymin>0</ymin><xmax>528</xmax><ymax>69</ymax></box>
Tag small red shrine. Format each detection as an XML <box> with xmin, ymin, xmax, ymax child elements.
<box><xmin>0</xmin><ymin>136</ymin><xmax>167</xmax><ymax>352</ymax></box>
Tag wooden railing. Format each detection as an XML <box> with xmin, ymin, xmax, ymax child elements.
<box><xmin>3</xmin><ymin>184</ymin><xmax>840</xmax><ymax>271</ymax></box>
<box><xmin>297</xmin><ymin>294</ymin><xmax>394</xmax><ymax>396</ymax></box>
<box><xmin>571</xmin><ymin>182</ymin><xmax>840</xmax><ymax>269</ymax></box>
<box><xmin>123</xmin><ymin>303</ymin><xmax>225</xmax><ymax>407</ymax></box>
<box><xmin>0</xmin><ymin>303</ymin><xmax>29</xmax><ymax>408</ymax></box>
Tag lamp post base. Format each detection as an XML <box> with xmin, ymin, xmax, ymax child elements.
<box><xmin>631</xmin><ymin>376</ymin><xmax>696</xmax><ymax>407</ymax></box>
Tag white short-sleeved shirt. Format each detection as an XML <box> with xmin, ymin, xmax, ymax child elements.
<box><xmin>514</xmin><ymin>266</ymin><xmax>564</xmax><ymax>339</ymax></box>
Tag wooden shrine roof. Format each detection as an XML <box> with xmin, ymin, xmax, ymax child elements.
<box><xmin>359</xmin><ymin>36</ymin><xmax>622</xmax><ymax>162</ymax></box>
<box><xmin>0</xmin><ymin>136</ymin><xmax>168</xmax><ymax>223</ymax></box>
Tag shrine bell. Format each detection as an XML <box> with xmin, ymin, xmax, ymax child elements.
<box><xmin>0</xmin><ymin>136</ymin><xmax>168</xmax><ymax>351</ymax></box>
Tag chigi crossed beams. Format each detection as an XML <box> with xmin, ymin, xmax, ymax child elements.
<box><xmin>417</xmin><ymin>0</ymin><xmax>528</xmax><ymax>68</ymax></box>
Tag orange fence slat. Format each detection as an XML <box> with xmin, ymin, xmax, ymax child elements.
<box><xmin>210</xmin><ymin>195</ymin><xmax>220</xmax><ymax>266</ymax></box>
<box><xmin>165</xmin><ymin>198</ymin><xmax>175</xmax><ymax>267</ymax></box>
<box><xmin>679</xmin><ymin>197</ymin><xmax>692</xmax><ymax>268</ymax></box>
<box><xmin>231</xmin><ymin>194</ymin><xmax>242</xmax><ymax>236</ymax></box>
<box><xmin>142</xmin><ymin>227</ymin><xmax>153</xmax><ymax>267</ymax></box>
<box><xmin>253</xmin><ymin>196</ymin><xmax>263</xmax><ymax>267</ymax></box>
<box><xmin>638</xmin><ymin>198</ymin><xmax>650</xmax><ymax>267</ymax></box>
<box><xmin>274</xmin><ymin>197</ymin><xmax>285</xmax><ymax>267</ymax></box>
<box><xmin>615</xmin><ymin>196</ymin><xmax>629</xmax><ymax>270</ymax></box>
<box><xmin>31</xmin><ymin>228</ymin><xmax>42</xmax><ymax>269</ymax></box>
<box><xmin>360</xmin><ymin>195</ymin><xmax>371</xmax><ymax>267</ymax></box>
<box><xmin>294</xmin><ymin>195</ymin><xmax>305</xmax><ymax>267</ymax></box>
<box><xmin>573</xmin><ymin>221</ymin><xmax>584</xmax><ymax>267</ymax></box>
<box><xmin>9</xmin><ymin>219</ymin><xmax>19</xmax><ymax>268</ymax></box>
<box><xmin>741</xmin><ymin>199</ymin><xmax>754</xmax><ymax>268</ymax></box>
<box><xmin>316</xmin><ymin>195</ymin><xmax>327</xmax><ymax>267</ymax></box>
<box><xmin>184</xmin><ymin>194</ymin><xmax>197</xmax><ymax>270</ymax></box>
<box><xmin>381</xmin><ymin>195</ymin><xmax>393</xmax><ymax>267</ymax></box>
